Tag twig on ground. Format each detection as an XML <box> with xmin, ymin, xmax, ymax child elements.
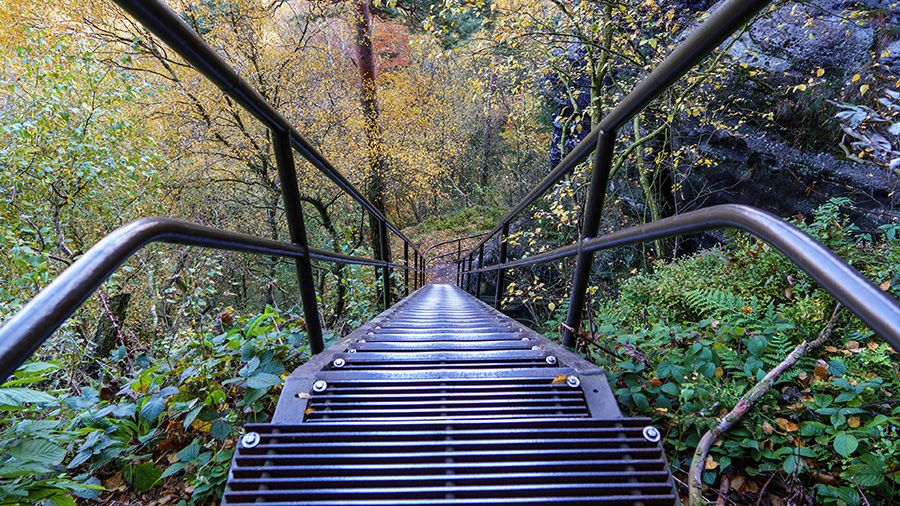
<box><xmin>687</xmin><ymin>305</ymin><xmax>842</xmax><ymax>506</ymax></box>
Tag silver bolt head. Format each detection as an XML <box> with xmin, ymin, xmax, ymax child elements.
<box><xmin>642</xmin><ymin>426</ymin><xmax>661</xmax><ymax>443</ymax></box>
<box><xmin>241</xmin><ymin>432</ymin><xmax>260</xmax><ymax>448</ymax></box>
<box><xmin>333</xmin><ymin>358</ymin><xmax>346</xmax><ymax>368</ymax></box>
<box><xmin>359</xmin><ymin>339</ymin><xmax>366</xmax><ymax>343</ymax></box>
<box><xmin>545</xmin><ymin>356</ymin><xmax>558</xmax><ymax>365</ymax></box>
<box><xmin>348</xmin><ymin>348</ymin><xmax>357</xmax><ymax>353</ymax></box>
<box><xmin>521</xmin><ymin>337</ymin><xmax>531</xmax><ymax>341</ymax></box>
<box><xmin>312</xmin><ymin>380</ymin><xmax>327</xmax><ymax>392</ymax></box>
<box><xmin>566</xmin><ymin>376</ymin><xmax>581</xmax><ymax>388</ymax></box>
<box><xmin>532</xmin><ymin>345</ymin><xmax>541</xmax><ymax>351</ymax></box>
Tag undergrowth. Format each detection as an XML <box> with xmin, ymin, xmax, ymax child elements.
<box><xmin>544</xmin><ymin>199</ymin><xmax>900</xmax><ymax>505</ymax></box>
<box><xmin>0</xmin><ymin>308</ymin><xmax>309</xmax><ymax>506</ymax></box>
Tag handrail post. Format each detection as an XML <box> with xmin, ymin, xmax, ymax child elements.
<box><xmin>562</xmin><ymin>130</ymin><xmax>616</xmax><ymax>348</ymax></box>
<box><xmin>404</xmin><ymin>242</ymin><xmax>409</xmax><ymax>297</ymax></box>
<box><xmin>379</xmin><ymin>220</ymin><xmax>391</xmax><ymax>309</ymax></box>
<box><xmin>493</xmin><ymin>223</ymin><xmax>509</xmax><ymax>310</ymax></box>
<box><xmin>464</xmin><ymin>255</ymin><xmax>471</xmax><ymax>293</ymax></box>
<box><xmin>456</xmin><ymin>260</ymin><xmax>461</xmax><ymax>286</ymax></box>
<box><xmin>413</xmin><ymin>249</ymin><xmax>418</xmax><ymax>290</ymax></box>
<box><xmin>475</xmin><ymin>244</ymin><xmax>484</xmax><ymax>300</ymax></box>
<box><xmin>272</xmin><ymin>131</ymin><xmax>324</xmax><ymax>354</ymax></box>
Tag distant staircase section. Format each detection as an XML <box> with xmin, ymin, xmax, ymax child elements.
<box><xmin>223</xmin><ymin>285</ymin><xmax>679</xmax><ymax>505</ymax></box>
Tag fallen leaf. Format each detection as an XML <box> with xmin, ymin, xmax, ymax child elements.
<box><xmin>649</xmin><ymin>378</ymin><xmax>662</xmax><ymax>387</ymax></box>
<box><xmin>705</xmin><ymin>455</ymin><xmax>718</xmax><ymax>470</ymax></box>
<box><xmin>814</xmin><ymin>365</ymin><xmax>829</xmax><ymax>381</ymax></box>
<box><xmin>655</xmin><ymin>407</ymin><xmax>668</xmax><ymax>413</ymax></box>
<box><xmin>304</xmin><ymin>408</ymin><xmax>316</xmax><ymax>415</ymax></box>
<box><xmin>551</xmin><ymin>375</ymin><xmax>568</xmax><ymax>385</ymax></box>
<box><xmin>848</xmin><ymin>417</ymin><xmax>861</xmax><ymax>428</ymax></box>
<box><xmin>880</xmin><ymin>280</ymin><xmax>891</xmax><ymax>291</ymax></box>
<box><xmin>715</xmin><ymin>366</ymin><xmax>724</xmax><ymax>378</ymax></box>
<box><xmin>776</xmin><ymin>418</ymin><xmax>798</xmax><ymax>432</ymax></box>
<box><xmin>846</xmin><ymin>340</ymin><xmax>860</xmax><ymax>351</ymax></box>
<box><xmin>297</xmin><ymin>392</ymin><xmax>312</xmax><ymax>399</ymax></box>
<box><xmin>771</xmin><ymin>496</ymin><xmax>784</xmax><ymax>506</ymax></box>
<box><xmin>731</xmin><ymin>475</ymin><xmax>746</xmax><ymax>491</ymax></box>
<box><xmin>190</xmin><ymin>418</ymin><xmax>211</xmax><ymax>433</ymax></box>
<box><xmin>868</xmin><ymin>342</ymin><xmax>879</xmax><ymax>351</ymax></box>
<box><xmin>814</xmin><ymin>471</ymin><xmax>839</xmax><ymax>485</ymax></box>
<box><xmin>825</xmin><ymin>346</ymin><xmax>839</xmax><ymax>353</ymax></box>
<box><xmin>105</xmin><ymin>472</ymin><xmax>125</xmax><ymax>492</ymax></box>
<box><xmin>762</xmin><ymin>422</ymin><xmax>774</xmax><ymax>435</ymax></box>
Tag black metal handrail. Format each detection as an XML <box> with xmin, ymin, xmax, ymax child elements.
<box><xmin>0</xmin><ymin>0</ymin><xmax>426</xmax><ymax>381</ymax></box>
<box><xmin>463</xmin><ymin>205</ymin><xmax>900</xmax><ymax>350</ymax></box>
<box><xmin>0</xmin><ymin>218</ymin><xmax>417</xmax><ymax>382</ymax></box>
<box><xmin>422</xmin><ymin>232</ymin><xmax>488</xmax><ymax>260</ymax></box>
<box><xmin>455</xmin><ymin>0</ymin><xmax>900</xmax><ymax>350</ymax></box>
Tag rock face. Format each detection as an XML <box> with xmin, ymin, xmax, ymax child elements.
<box><xmin>728</xmin><ymin>2</ymin><xmax>877</xmax><ymax>72</ymax></box>
<box><xmin>673</xmin><ymin>121</ymin><xmax>900</xmax><ymax>231</ymax></box>
<box><xmin>542</xmin><ymin>0</ymin><xmax>900</xmax><ymax>230</ymax></box>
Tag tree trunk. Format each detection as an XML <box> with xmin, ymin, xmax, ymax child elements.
<box><xmin>87</xmin><ymin>292</ymin><xmax>131</xmax><ymax>375</ymax></box>
<box><xmin>351</xmin><ymin>0</ymin><xmax>389</xmax><ymax>260</ymax></box>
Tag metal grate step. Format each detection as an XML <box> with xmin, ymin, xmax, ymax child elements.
<box><xmin>224</xmin><ymin>419</ymin><xmax>677</xmax><ymax>506</ymax></box>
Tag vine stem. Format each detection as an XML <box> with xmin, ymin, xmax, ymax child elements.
<box><xmin>687</xmin><ymin>305</ymin><xmax>842</xmax><ymax>506</ymax></box>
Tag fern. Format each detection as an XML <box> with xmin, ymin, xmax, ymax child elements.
<box><xmin>683</xmin><ymin>288</ymin><xmax>748</xmax><ymax>317</ymax></box>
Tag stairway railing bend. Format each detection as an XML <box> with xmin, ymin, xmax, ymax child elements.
<box><xmin>448</xmin><ymin>0</ymin><xmax>900</xmax><ymax>350</ymax></box>
<box><xmin>0</xmin><ymin>0</ymin><xmax>423</xmax><ymax>382</ymax></box>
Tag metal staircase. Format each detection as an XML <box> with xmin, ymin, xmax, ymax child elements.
<box><xmin>223</xmin><ymin>284</ymin><xmax>678</xmax><ymax>505</ymax></box>
<box><xmin>2</xmin><ymin>1</ymin><xmax>899</xmax><ymax>505</ymax></box>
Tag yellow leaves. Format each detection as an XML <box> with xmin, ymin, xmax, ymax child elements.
<box><xmin>847</xmin><ymin>417</ymin><xmax>861</xmax><ymax>428</ymax></box>
<box><xmin>548</xmin><ymin>302</ymin><xmax>556</xmax><ymax>311</ymax></box>
<box><xmin>705</xmin><ymin>456</ymin><xmax>718</xmax><ymax>470</ymax></box>
<box><xmin>852</xmin><ymin>73</ymin><xmax>861</xmax><ymax>82</ymax></box>
<box><xmin>739</xmin><ymin>62</ymin><xmax>749</xmax><ymax>69</ymax></box>
<box><xmin>880</xmin><ymin>280</ymin><xmax>891</xmax><ymax>291</ymax></box>
<box><xmin>551</xmin><ymin>375</ymin><xmax>568</xmax><ymax>385</ymax></box>
<box><xmin>190</xmin><ymin>418</ymin><xmax>211</xmax><ymax>432</ymax></box>
<box><xmin>860</xmin><ymin>84</ymin><xmax>869</xmax><ymax>96</ymax></box>
<box><xmin>816</xmin><ymin>68</ymin><xmax>824</xmax><ymax>77</ymax></box>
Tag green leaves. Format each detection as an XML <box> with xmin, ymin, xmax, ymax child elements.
<box><xmin>0</xmin><ymin>387</ymin><xmax>55</xmax><ymax>406</ymax></box>
<box><xmin>8</xmin><ymin>439</ymin><xmax>66</xmax><ymax>467</ymax></box>
<box><xmin>833</xmin><ymin>432</ymin><xmax>858</xmax><ymax>458</ymax></box>
<box><xmin>132</xmin><ymin>462</ymin><xmax>163</xmax><ymax>491</ymax></box>
<box><xmin>139</xmin><ymin>395</ymin><xmax>165</xmax><ymax>422</ymax></box>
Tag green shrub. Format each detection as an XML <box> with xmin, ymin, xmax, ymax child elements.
<box><xmin>572</xmin><ymin>199</ymin><xmax>900</xmax><ymax>504</ymax></box>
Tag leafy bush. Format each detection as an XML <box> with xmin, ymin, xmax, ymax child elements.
<box><xmin>0</xmin><ymin>308</ymin><xmax>308</xmax><ymax>505</ymax></box>
<box><xmin>560</xmin><ymin>200</ymin><xmax>900</xmax><ymax>504</ymax></box>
